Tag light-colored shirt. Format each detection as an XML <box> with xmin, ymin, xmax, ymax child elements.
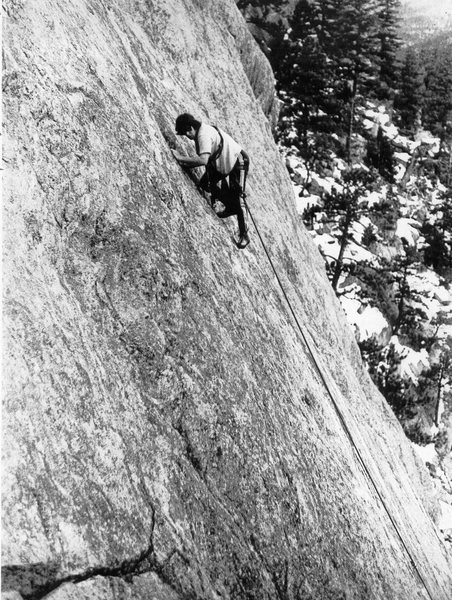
<box><xmin>196</xmin><ymin>123</ymin><xmax>242</xmax><ymax>175</ymax></box>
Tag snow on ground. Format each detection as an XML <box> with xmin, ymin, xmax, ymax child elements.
<box><xmin>344</xmin><ymin>241</ymin><xmax>376</xmax><ymax>264</ymax></box>
<box><xmin>314</xmin><ymin>233</ymin><xmax>340</xmax><ymax>261</ymax></box>
<box><xmin>309</xmin><ymin>172</ymin><xmax>341</xmax><ymax>195</ymax></box>
<box><xmin>394</xmin><ymin>163</ymin><xmax>406</xmax><ymax>182</ymax></box>
<box><xmin>435</xmin><ymin>181</ymin><xmax>448</xmax><ymax>195</ymax></box>
<box><xmin>395</xmin><ymin>218</ymin><xmax>421</xmax><ymax>246</ymax></box>
<box><xmin>361</xmin><ymin>105</ymin><xmax>398</xmax><ymax>140</ymax></box>
<box><xmin>340</xmin><ymin>295</ymin><xmax>389</xmax><ymax>343</ymax></box>
<box><xmin>295</xmin><ymin>193</ymin><xmax>321</xmax><ymax>215</ymax></box>
<box><xmin>332</xmin><ymin>157</ymin><xmax>347</xmax><ymax>178</ymax></box>
<box><xmin>394</xmin><ymin>151</ymin><xmax>411</xmax><ymax>165</ymax></box>
<box><xmin>405</xmin><ymin>270</ymin><xmax>452</xmax><ymax>322</ymax></box>
<box><xmin>407</xmin><ymin>269</ymin><xmax>446</xmax><ymax>297</ymax></box>
<box><xmin>313</xmin><ymin>233</ymin><xmax>376</xmax><ymax>265</ymax></box>
<box><xmin>285</xmin><ymin>154</ymin><xmax>345</xmax><ymax>200</ymax></box>
<box><xmin>438</xmin><ymin>324</ymin><xmax>452</xmax><ymax>343</ymax></box>
<box><xmin>350</xmin><ymin>215</ymin><xmax>373</xmax><ymax>244</ymax></box>
<box><xmin>362</xmin><ymin>118</ymin><xmax>377</xmax><ymax>133</ymax></box>
<box><xmin>413</xmin><ymin>442</ymin><xmax>439</xmax><ymax>465</ymax></box>
<box><xmin>364</xmin><ymin>189</ymin><xmax>387</xmax><ymax>208</ymax></box>
<box><xmin>390</xmin><ymin>335</ymin><xmax>430</xmax><ymax>382</ymax></box>
<box><xmin>363</xmin><ymin>105</ymin><xmax>391</xmax><ymax>127</ymax></box>
<box><xmin>383</xmin><ymin>123</ymin><xmax>403</xmax><ymax>142</ymax></box>
<box><xmin>411</xmin><ymin>293</ymin><xmax>444</xmax><ymax>323</ymax></box>
<box><xmin>438</xmin><ymin>501</ymin><xmax>452</xmax><ymax>534</ymax></box>
<box><xmin>415</xmin><ymin>129</ymin><xmax>441</xmax><ymax>155</ymax></box>
<box><xmin>286</xmin><ymin>154</ymin><xmax>306</xmax><ymax>174</ymax></box>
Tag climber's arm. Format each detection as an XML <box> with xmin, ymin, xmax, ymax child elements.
<box><xmin>172</xmin><ymin>150</ymin><xmax>210</xmax><ymax>168</ymax></box>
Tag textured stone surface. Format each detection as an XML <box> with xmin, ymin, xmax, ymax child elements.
<box><xmin>2</xmin><ymin>1</ymin><xmax>452</xmax><ymax>599</ymax></box>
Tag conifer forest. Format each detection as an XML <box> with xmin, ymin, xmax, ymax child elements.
<box><xmin>239</xmin><ymin>0</ymin><xmax>452</xmax><ymax>542</ymax></box>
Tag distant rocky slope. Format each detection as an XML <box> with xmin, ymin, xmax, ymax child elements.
<box><xmin>3</xmin><ymin>1</ymin><xmax>452</xmax><ymax>599</ymax></box>
<box><xmin>400</xmin><ymin>0</ymin><xmax>452</xmax><ymax>42</ymax></box>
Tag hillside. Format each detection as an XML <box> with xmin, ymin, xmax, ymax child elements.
<box><xmin>3</xmin><ymin>1</ymin><xmax>452</xmax><ymax>599</ymax></box>
<box><xmin>282</xmin><ymin>101</ymin><xmax>452</xmax><ymax>535</ymax></box>
<box><xmin>400</xmin><ymin>1</ymin><xmax>452</xmax><ymax>43</ymax></box>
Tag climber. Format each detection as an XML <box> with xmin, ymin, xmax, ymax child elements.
<box><xmin>172</xmin><ymin>113</ymin><xmax>250</xmax><ymax>249</ymax></box>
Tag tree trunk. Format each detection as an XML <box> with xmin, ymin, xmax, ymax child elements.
<box><xmin>434</xmin><ymin>364</ymin><xmax>444</xmax><ymax>427</ymax></box>
<box><xmin>447</xmin><ymin>149</ymin><xmax>452</xmax><ymax>187</ymax></box>
<box><xmin>331</xmin><ymin>207</ymin><xmax>353</xmax><ymax>291</ymax></box>
<box><xmin>399</xmin><ymin>146</ymin><xmax>421</xmax><ymax>191</ymax></box>
<box><xmin>393</xmin><ymin>264</ymin><xmax>408</xmax><ymax>335</ymax></box>
<box><xmin>345</xmin><ymin>75</ymin><xmax>358</xmax><ymax>164</ymax></box>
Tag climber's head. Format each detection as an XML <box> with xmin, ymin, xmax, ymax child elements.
<box><xmin>175</xmin><ymin>113</ymin><xmax>201</xmax><ymax>139</ymax></box>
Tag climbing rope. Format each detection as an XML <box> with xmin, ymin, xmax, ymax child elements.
<box><xmin>244</xmin><ymin>199</ymin><xmax>438</xmax><ymax>600</ymax></box>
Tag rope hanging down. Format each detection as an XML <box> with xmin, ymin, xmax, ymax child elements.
<box><xmin>243</xmin><ymin>198</ymin><xmax>438</xmax><ymax>600</ymax></box>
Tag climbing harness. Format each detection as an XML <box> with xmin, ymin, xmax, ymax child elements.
<box><xmin>237</xmin><ymin>150</ymin><xmax>249</xmax><ymax>227</ymax></box>
<box><xmin>243</xmin><ymin>198</ymin><xmax>440</xmax><ymax>600</ymax></box>
<box><xmin>237</xmin><ymin>151</ymin><xmax>249</xmax><ymax>197</ymax></box>
<box><xmin>209</xmin><ymin>125</ymin><xmax>224</xmax><ymax>165</ymax></box>
<box><xmin>198</xmin><ymin>126</ymin><xmax>227</xmax><ymax>204</ymax></box>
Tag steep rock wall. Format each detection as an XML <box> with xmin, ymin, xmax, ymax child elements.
<box><xmin>2</xmin><ymin>1</ymin><xmax>452</xmax><ymax>599</ymax></box>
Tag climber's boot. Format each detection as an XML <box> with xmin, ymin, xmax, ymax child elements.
<box><xmin>217</xmin><ymin>207</ymin><xmax>238</xmax><ymax>219</ymax></box>
<box><xmin>236</xmin><ymin>230</ymin><xmax>250</xmax><ymax>249</ymax></box>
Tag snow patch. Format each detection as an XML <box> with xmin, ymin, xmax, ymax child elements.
<box><xmin>394</xmin><ymin>151</ymin><xmax>411</xmax><ymax>165</ymax></box>
<box><xmin>310</xmin><ymin>172</ymin><xmax>341</xmax><ymax>195</ymax></box>
<box><xmin>413</xmin><ymin>442</ymin><xmax>438</xmax><ymax>465</ymax></box>
<box><xmin>391</xmin><ymin>336</ymin><xmax>430</xmax><ymax>383</ymax></box>
<box><xmin>295</xmin><ymin>193</ymin><xmax>321</xmax><ymax>215</ymax></box>
<box><xmin>341</xmin><ymin>297</ymin><xmax>389</xmax><ymax>343</ymax></box>
<box><xmin>395</xmin><ymin>218</ymin><xmax>420</xmax><ymax>246</ymax></box>
<box><xmin>439</xmin><ymin>500</ymin><xmax>452</xmax><ymax>533</ymax></box>
<box><xmin>364</xmin><ymin>190</ymin><xmax>386</xmax><ymax>208</ymax></box>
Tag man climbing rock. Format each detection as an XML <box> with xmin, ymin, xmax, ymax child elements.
<box><xmin>172</xmin><ymin>113</ymin><xmax>250</xmax><ymax>249</ymax></box>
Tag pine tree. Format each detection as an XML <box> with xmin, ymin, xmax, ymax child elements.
<box><xmin>377</xmin><ymin>0</ymin><xmax>402</xmax><ymax>98</ymax></box>
<box><xmin>421</xmin><ymin>185</ymin><xmax>452</xmax><ymax>276</ymax></box>
<box><xmin>353</xmin><ymin>257</ymin><xmax>399</xmax><ymax>325</ymax></box>
<box><xmin>304</xmin><ymin>167</ymin><xmax>379</xmax><ymax>290</ymax></box>
<box><xmin>329</xmin><ymin>0</ymin><xmax>382</xmax><ymax>160</ymax></box>
<box><xmin>416</xmin><ymin>348</ymin><xmax>452</xmax><ymax>429</ymax></box>
<box><xmin>423</xmin><ymin>42</ymin><xmax>452</xmax><ymax>150</ymax></box>
<box><xmin>366</xmin><ymin>125</ymin><xmax>396</xmax><ymax>181</ymax></box>
<box><xmin>278</xmin><ymin>0</ymin><xmax>334</xmax><ymax>140</ymax></box>
<box><xmin>388</xmin><ymin>245</ymin><xmax>428</xmax><ymax>348</ymax></box>
<box><xmin>368</xmin><ymin>342</ymin><xmax>413</xmax><ymax>418</ymax></box>
<box><xmin>394</xmin><ymin>47</ymin><xmax>425</xmax><ymax>134</ymax></box>
<box><xmin>282</xmin><ymin>0</ymin><xmax>385</xmax><ymax>161</ymax></box>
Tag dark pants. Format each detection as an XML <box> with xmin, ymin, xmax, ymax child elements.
<box><xmin>203</xmin><ymin>151</ymin><xmax>250</xmax><ymax>236</ymax></box>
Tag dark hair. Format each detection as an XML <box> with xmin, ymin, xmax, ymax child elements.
<box><xmin>175</xmin><ymin>113</ymin><xmax>201</xmax><ymax>135</ymax></box>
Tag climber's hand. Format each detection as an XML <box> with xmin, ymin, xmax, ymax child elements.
<box><xmin>172</xmin><ymin>149</ymin><xmax>184</xmax><ymax>162</ymax></box>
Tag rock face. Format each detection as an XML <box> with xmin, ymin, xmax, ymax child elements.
<box><xmin>2</xmin><ymin>1</ymin><xmax>452</xmax><ymax>599</ymax></box>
